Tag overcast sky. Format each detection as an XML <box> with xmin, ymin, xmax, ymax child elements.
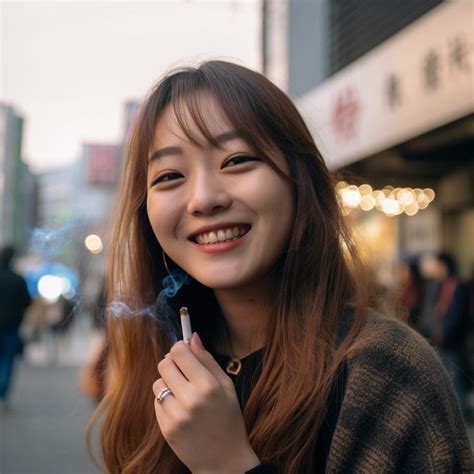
<box><xmin>0</xmin><ymin>1</ymin><xmax>261</xmax><ymax>171</ymax></box>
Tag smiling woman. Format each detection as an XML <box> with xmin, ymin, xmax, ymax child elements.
<box><xmin>87</xmin><ymin>61</ymin><xmax>472</xmax><ymax>474</ymax></box>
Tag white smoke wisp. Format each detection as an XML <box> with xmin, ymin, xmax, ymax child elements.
<box><xmin>107</xmin><ymin>269</ymin><xmax>192</xmax><ymax>345</ymax></box>
<box><xmin>30</xmin><ymin>219</ymin><xmax>81</xmax><ymax>258</ymax></box>
<box><xmin>108</xmin><ymin>300</ymin><xmax>156</xmax><ymax>320</ymax></box>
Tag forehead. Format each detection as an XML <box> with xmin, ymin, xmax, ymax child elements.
<box><xmin>152</xmin><ymin>94</ymin><xmax>234</xmax><ymax>150</ymax></box>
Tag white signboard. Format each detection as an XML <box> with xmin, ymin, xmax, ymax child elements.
<box><xmin>297</xmin><ymin>1</ymin><xmax>474</xmax><ymax>170</ymax></box>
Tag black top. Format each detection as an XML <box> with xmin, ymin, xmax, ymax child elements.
<box><xmin>209</xmin><ymin>348</ymin><xmax>347</xmax><ymax>473</ymax></box>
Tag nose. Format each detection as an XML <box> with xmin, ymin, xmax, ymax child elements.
<box><xmin>186</xmin><ymin>170</ymin><xmax>232</xmax><ymax>216</ymax></box>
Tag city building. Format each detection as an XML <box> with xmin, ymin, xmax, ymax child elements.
<box><xmin>263</xmin><ymin>0</ymin><xmax>474</xmax><ymax>284</ymax></box>
<box><xmin>0</xmin><ymin>102</ymin><xmax>36</xmax><ymax>252</ymax></box>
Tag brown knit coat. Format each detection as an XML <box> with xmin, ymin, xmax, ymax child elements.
<box><xmin>327</xmin><ymin>314</ymin><xmax>473</xmax><ymax>473</ymax></box>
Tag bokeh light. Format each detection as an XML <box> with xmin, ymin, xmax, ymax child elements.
<box><xmin>341</xmin><ymin>186</ymin><xmax>362</xmax><ymax>207</ymax></box>
<box><xmin>84</xmin><ymin>234</ymin><xmax>103</xmax><ymax>254</ymax></box>
<box><xmin>360</xmin><ymin>195</ymin><xmax>376</xmax><ymax>211</ymax></box>
<box><xmin>38</xmin><ymin>275</ymin><xmax>67</xmax><ymax>302</ymax></box>
<box><xmin>336</xmin><ymin>182</ymin><xmax>435</xmax><ymax>217</ymax></box>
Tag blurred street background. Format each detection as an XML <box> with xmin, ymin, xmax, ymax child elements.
<box><xmin>0</xmin><ymin>313</ymin><xmax>100</xmax><ymax>474</ymax></box>
<box><xmin>1</xmin><ymin>0</ymin><xmax>473</xmax><ymax>472</ymax></box>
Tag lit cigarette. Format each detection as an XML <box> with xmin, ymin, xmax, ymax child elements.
<box><xmin>180</xmin><ymin>307</ymin><xmax>192</xmax><ymax>344</ymax></box>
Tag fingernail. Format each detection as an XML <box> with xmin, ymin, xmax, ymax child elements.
<box><xmin>192</xmin><ymin>332</ymin><xmax>203</xmax><ymax>348</ymax></box>
<box><xmin>164</xmin><ymin>353</ymin><xmax>170</xmax><ymax>358</ymax></box>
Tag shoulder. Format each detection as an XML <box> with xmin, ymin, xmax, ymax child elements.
<box><xmin>348</xmin><ymin>313</ymin><xmax>442</xmax><ymax>375</ymax></box>
<box><xmin>452</xmin><ymin>280</ymin><xmax>470</xmax><ymax>299</ymax></box>
<box><xmin>0</xmin><ymin>269</ymin><xmax>30</xmax><ymax>295</ymax></box>
<box><xmin>327</xmin><ymin>314</ymin><xmax>473</xmax><ymax>472</ymax></box>
<box><xmin>13</xmin><ymin>271</ymin><xmax>28</xmax><ymax>286</ymax></box>
<box><xmin>345</xmin><ymin>313</ymin><xmax>458</xmax><ymax>413</ymax></box>
<box><xmin>0</xmin><ymin>268</ymin><xmax>20</xmax><ymax>283</ymax></box>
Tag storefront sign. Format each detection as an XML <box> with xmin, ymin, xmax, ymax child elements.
<box><xmin>297</xmin><ymin>1</ymin><xmax>473</xmax><ymax>170</ymax></box>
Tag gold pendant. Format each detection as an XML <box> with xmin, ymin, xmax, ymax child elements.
<box><xmin>226</xmin><ymin>358</ymin><xmax>242</xmax><ymax>375</ymax></box>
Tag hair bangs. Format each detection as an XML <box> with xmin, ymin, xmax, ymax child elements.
<box><xmin>149</xmin><ymin>65</ymin><xmax>292</xmax><ymax>183</ymax></box>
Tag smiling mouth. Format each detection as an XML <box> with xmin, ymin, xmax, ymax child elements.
<box><xmin>191</xmin><ymin>224</ymin><xmax>251</xmax><ymax>245</ymax></box>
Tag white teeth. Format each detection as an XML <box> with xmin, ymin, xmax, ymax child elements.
<box><xmin>194</xmin><ymin>225</ymin><xmax>250</xmax><ymax>245</ymax></box>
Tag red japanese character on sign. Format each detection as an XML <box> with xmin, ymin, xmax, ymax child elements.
<box><xmin>331</xmin><ymin>87</ymin><xmax>360</xmax><ymax>141</ymax></box>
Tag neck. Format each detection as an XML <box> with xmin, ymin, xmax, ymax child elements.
<box><xmin>213</xmin><ymin>275</ymin><xmax>273</xmax><ymax>358</ymax></box>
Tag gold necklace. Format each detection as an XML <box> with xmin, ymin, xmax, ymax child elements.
<box><xmin>222</xmin><ymin>325</ymin><xmax>251</xmax><ymax>376</ymax></box>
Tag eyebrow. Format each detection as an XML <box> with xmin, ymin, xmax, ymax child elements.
<box><xmin>148</xmin><ymin>130</ymin><xmax>243</xmax><ymax>164</ymax></box>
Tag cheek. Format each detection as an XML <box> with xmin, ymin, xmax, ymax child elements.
<box><xmin>269</xmin><ymin>191</ymin><xmax>294</xmax><ymax>248</ymax></box>
<box><xmin>146</xmin><ymin>194</ymin><xmax>175</xmax><ymax>244</ymax></box>
<box><xmin>254</xmin><ymin>176</ymin><xmax>294</xmax><ymax>228</ymax></box>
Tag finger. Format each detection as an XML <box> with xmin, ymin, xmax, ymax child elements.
<box><xmin>190</xmin><ymin>332</ymin><xmax>233</xmax><ymax>389</ymax></box>
<box><xmin>152</xmin><ymin>378</ymin><xmax>179</xmax><ymax>437</ymax></box>
<box><xmin>152</xmin><ymin>377</ymin><xmax>178</xmax><ymax>412</ymax></box>
<box><xmin>157</xmin><ymin>354</ymin><xmax>194</xmax><ymax>406</ymax></box>
<box><xmin>168</xmin><ymin>340</ymin><xmax>219</xmax><ymax>387</ymax></box>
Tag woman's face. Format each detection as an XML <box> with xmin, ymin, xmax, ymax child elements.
<box><xmin>146</xmin><ymin>95</ymin><xmax>295</xmax><ymax>290</ymax></box>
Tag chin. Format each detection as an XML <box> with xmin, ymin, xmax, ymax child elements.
<box><xmin>192</xmin><ymin>271</ymin><xmax>254</xmax><ymax>290</ymax></box>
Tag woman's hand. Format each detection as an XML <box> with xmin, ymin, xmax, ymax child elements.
<box><xmin>152</xmin><ymin>332</ymin><xmax>260</xmax><ymax>474</ymax></box>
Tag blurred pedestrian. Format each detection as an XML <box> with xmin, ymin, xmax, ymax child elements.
<box><xmin>0</xmin><ymin>245</ymin><xmax>32</xmax><ymax>407</ymax></box>
<box><xmin>22</xmin><ymin>296</ymin><xmax>49</xmax><ymax>342</ymax></box>
<box><xmin>397</xmin><ymin>259</ymin><xmax>425</xmax><ymax>327</ymax></box>
<box><xmin>43</xmin><ymin>294</ymin><xmax>76</xmax><ymax>364</ymax></box>
<box><xmin>50</xmin><ymin>294</ymin><xmax>75</xmax><ymax>334</ymax></box>
<box><xmin>419</xmin><ymin>252</ymin><xmax>471</xmax><ymax>417</ymax></box>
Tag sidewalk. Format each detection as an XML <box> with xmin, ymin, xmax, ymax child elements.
<box><xmin>0</xmin><ymin>315</ymin><xmax>100</xmax><ymax>474</ymax></box>
<box><xmin>0</xmin><ymin>364</ymin><xmax>101</xmax><ymax>474</ymax></box>
<box><xmin>22</xmin><ymin>312</ymin><xmax>93</xmax><ymax>368</ymax></box>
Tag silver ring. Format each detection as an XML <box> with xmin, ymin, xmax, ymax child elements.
<box><xmin>156</xmin><ymin>387</ymin><xmax>173</xmax><ymax>404</ymax></box>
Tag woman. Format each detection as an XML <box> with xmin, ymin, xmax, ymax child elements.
<box><xmin>89</xmin><ymin>61</ymin><xmax>472</xmax><ymax>473</ymax></box>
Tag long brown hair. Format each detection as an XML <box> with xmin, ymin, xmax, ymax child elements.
<box><xmin>88</xmin><ymin>60</ymin><xmax>370</xmax><ymax>473</ymax></box>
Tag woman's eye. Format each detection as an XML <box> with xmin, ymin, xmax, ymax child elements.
<box><xmin>151</xmin><ymin>172</ymin><xmax>183</xmax><ymax>186</ymax></box>
<box><xmin>223</xmin><ymin>155</ymin><xmax>259</xmax><ymax>168</ymax></box>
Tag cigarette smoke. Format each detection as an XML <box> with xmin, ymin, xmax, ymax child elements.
<box><xmin>30</xmin><ymin>220</ymin><xmax>80</xmax><ymax>258</ymax></box>
<box><xmin>108</xmin><ymin>268</ymin><xmax>192</xmax><ymax>344</ymax></box>
<box><xmin>107</xmin><ymin>301</ymin><xmax>155</xmax><ymax>319</ymax></box>
<box><xmin>155</xmin><ymin>269</ymin><xmax>192</xmax><ymax>343</ymax></box>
